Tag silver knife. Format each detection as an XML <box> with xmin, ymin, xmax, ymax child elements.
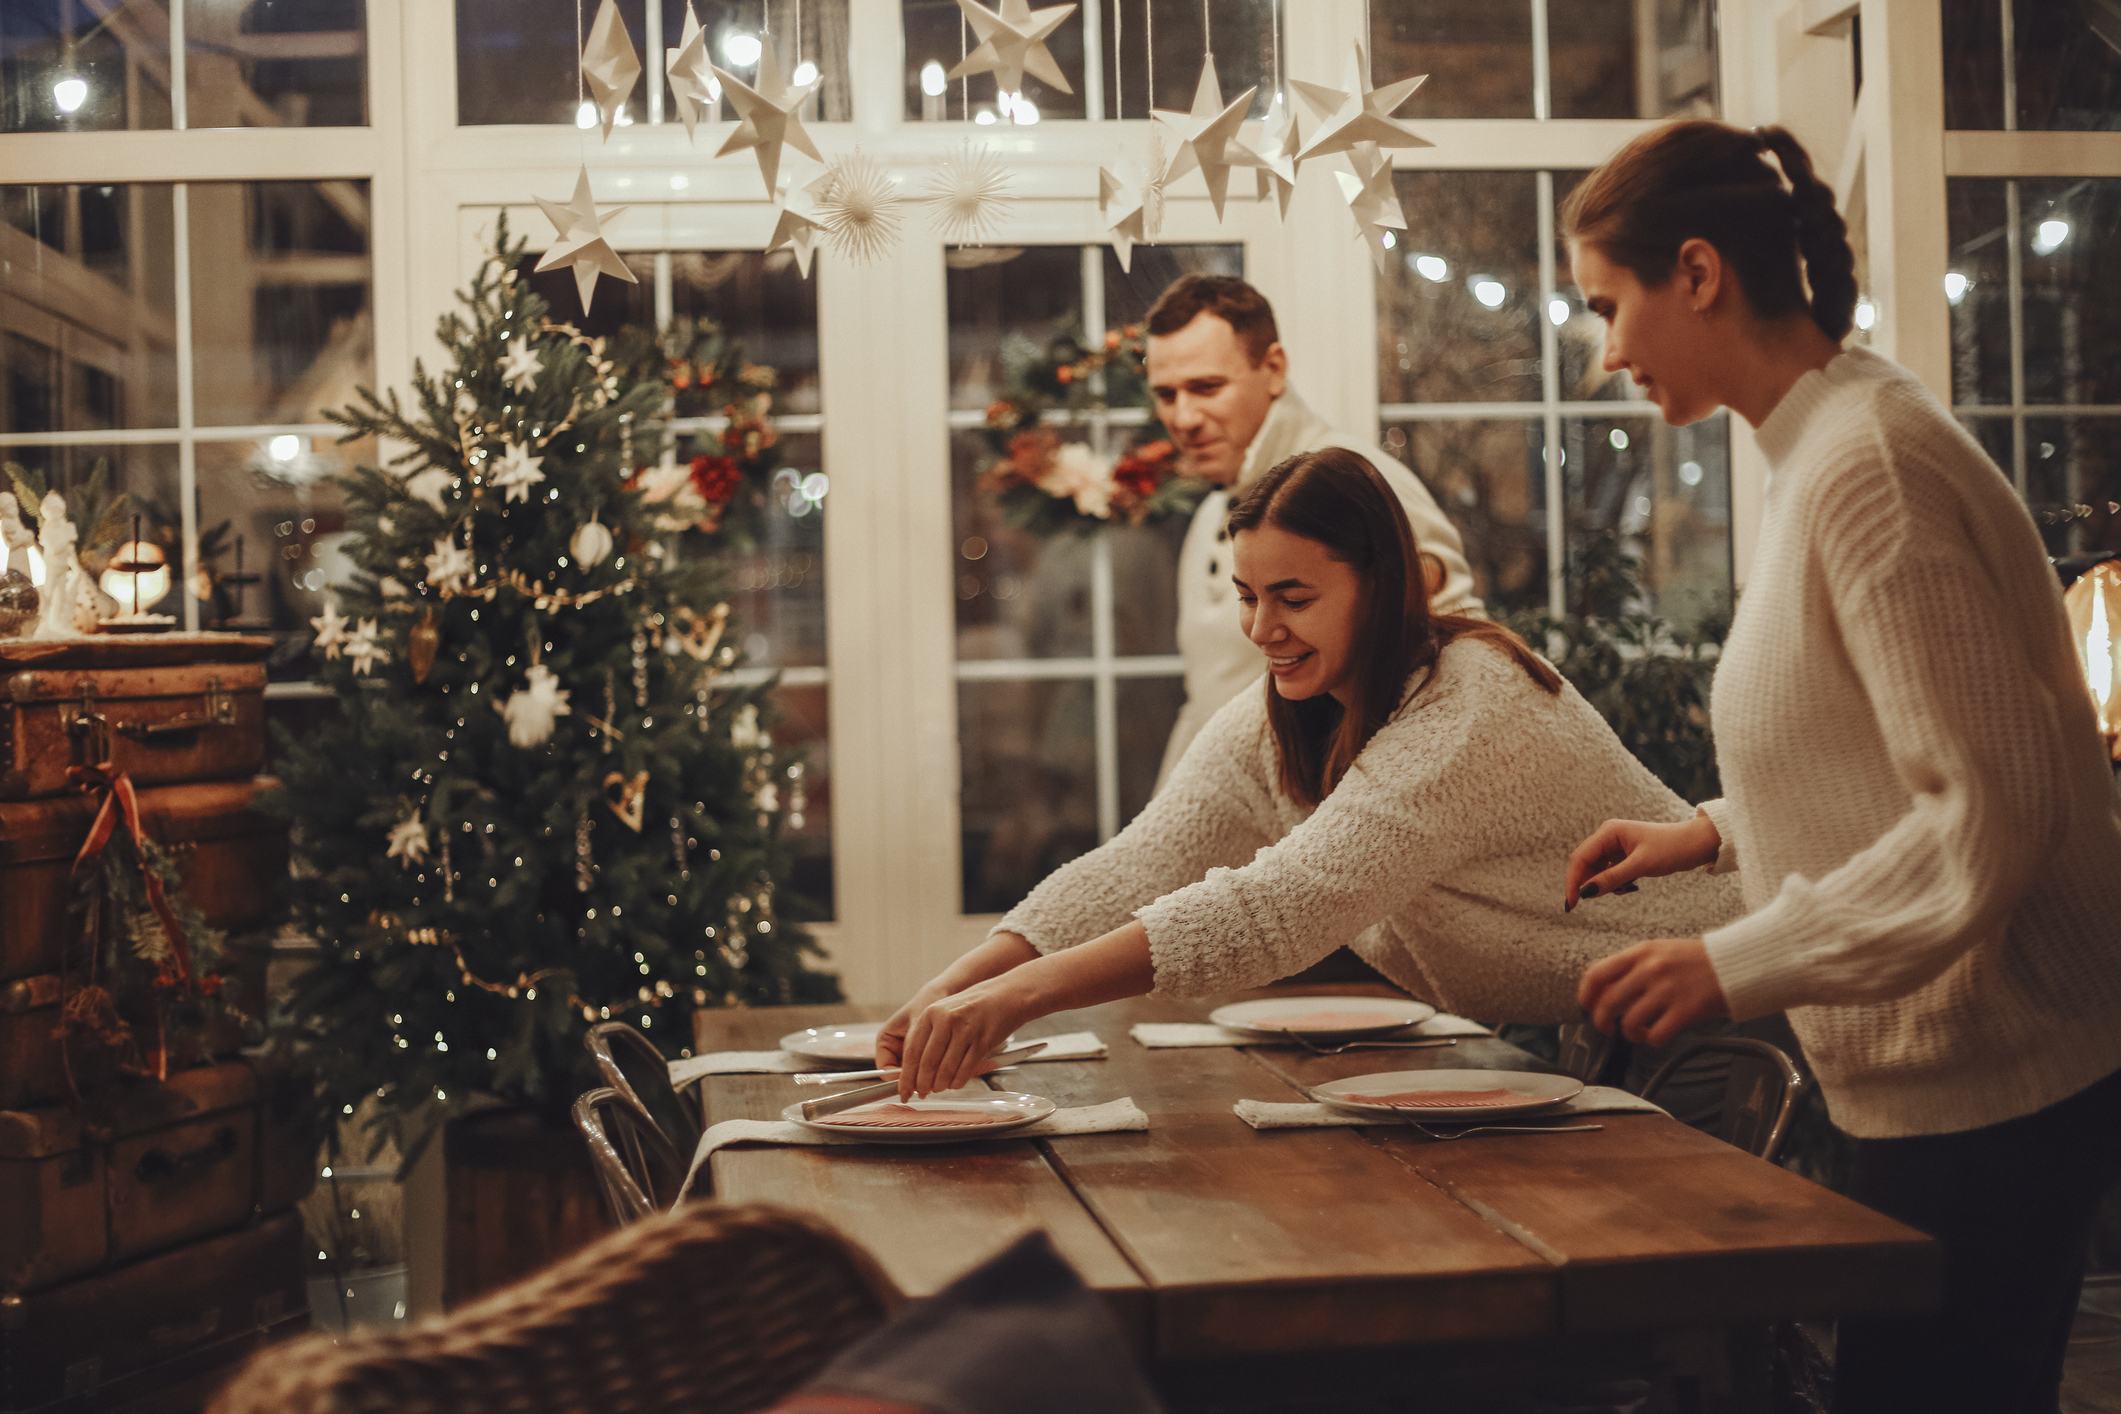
<box><xmin>797</xmin><ymin>1040</ymin><xmax>1049</xmax><ymax>1121</ymax></box>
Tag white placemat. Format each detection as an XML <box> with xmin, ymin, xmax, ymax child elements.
<box><xmin>675</xmin><ymin>1097</ymin><xmax>1149</xmax><ymax>1204</ymax></box>
<box><xmin>1131</xmin><ymin>1013</ymin><xmax>1492</xmax><ymax>1048</ymax></box>
<box><xmin>1233</xmin><ymin>1086</ymin><xmax>1666</xmax><ymax>1130</ymax></box>
<box><xmin>669</xmin><ymin>1029</ymin><xmax>1108</xmax><ymax>1085</ymax></box>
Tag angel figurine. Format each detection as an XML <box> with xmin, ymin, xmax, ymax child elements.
<box><xmin>32</xmin><ymin>493</ymin><xmax>80</xmax><ymax>639</ymax></box>
<box><xmin>0</xmin><ymin>493</ymin><xmax>34</xmax><ymax>577</ymax></box>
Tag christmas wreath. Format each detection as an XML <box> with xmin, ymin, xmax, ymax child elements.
<box><xmin>611</xmin><ymin>316</ymin><xmax>790</xmax><ymax>546</ymax></box>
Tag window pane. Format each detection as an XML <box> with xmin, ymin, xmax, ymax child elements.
<box><xmin>3</xmin><ymin>442</ymin><xmax>181</xmax><ymax>623</ymax></box>
<box><xmin>190</xmin><ymin>180</ymin><xmax>372</xmax><ymax>428</ymax></box>
<box><xmin>905</xmin><ymin>0</ymin><xmax>1084</xmax><ymax>121</ymax></box>
<box><xmin>186</xmin><ymin>0</ymin><xmax>368</xmax><ymax>129</ymax></box>
<box><xmin>1942</xmin><ymin>0</ymin><xmax>2005</xmax><ymax>130</ymax></box>
<box><xmin>2027</xmin><ymin>416</ymin><xmax>2121</xmax><ymax>558</ymax></box>
<box><xmin>514</xmin><ymin>250</ymin><xmax>657</xmax><ymax>334</ymax></box>
<box><xmin>1561</xmin><ymin>412</ymin><xmax>1731</xmax><ymax>634</ymax></box>
<box><xmin>959</xmin><ymin>677</ymin><xmax>1095</xmax><ymax>914</ymax></box>
<box><xmin>1372</xmin><ymin>0</ymin><xmax>1534</xmax><ymax>119</ymax></box>
<box><xmin>459</xmin><ymin>0</ymin><xmax>851</xmax><ymax>127</ymax></box>
<box><xmin>1553</xmin><ymin>169</ymin><xmax>1654</xmax><ymax>404</ymax></box>
<box><xmin>1110</xmin><ymin>519</ymin><xmax>1186</xmax><ymax>656</ymax></box>
<box><xmin>1095</xmin><ymin>0</ymin><xmax>1276</xmax><ymax>120</ymax></box>
<box><xmin>670</xmin><ymin>250</ymin><xmax>821</xmax><ymax>415</ymax></box>
<box><xmin>3</xmin><ymin>183</ymin><xmax>180</xmax><ymax>432</ymax></box>
<box><xmin>194</xmin><ymin>435</ymin><xmax>372</xmax><ymax>651</ymax></box>
<box><xmin>1549</xmin><ymin>0</ymin><xmax>1718</xmax><ymax>120</ymax></box>
<box><xmin>1382</xmin><ymin>418</ymin><xmax>1547</xmax><ymax>614</ymax></box>
<box><xmin>715</xmin><ymin>432</ymin><xmax>827</xmax><ymax>668</ymax></box>
<box><xmin>947</xmin><ymin>246</ymin><xmax>1084</xmax><ymax>411</ymax></box>
<box><xmin>766</xmin><ymin>682</ymin><xmax>834</xmax><ymax>917</ymax></box>
<box><xmin>954</xmin><ymin>427</ymin><xmax>1095</xmax><ymax>660</ymax></box>
<box><xmin>2013</xmin><ymin>1</ymin><xmax>2121</xmax><ymax>132</ymax></box>
<box><xmin>1380</xmin><ymin>171</ymin><xmax>1541</xmax><ymax>407</ymax></box>
<box><xmin>1946</xmin><ymin>178</ymin><xmax>2014</xmax><ymax>408</ymax></box>
<box><xmin>1959</xmin><ymin>415</ymin><xmax>2015</xmax><ymax>497</ymax></box>
<box><xmin>2020</xmin><ymin>178</ymin><xmax>2121</xmax><ymax>406</ymax></box>
<box><xmin>1116</xmin><ymin>674</ymin><xmax>1184</xmax><ymax>822</ymax></box>
<box><xmin>1</xmin><ymin>0</ymin><xmax>173</xmax><ymax>133</ymax></box>
<box><xmin>1100</xmin><ymin>242</ymin><xmax>1242</xmax><ymax>326</ymax></box>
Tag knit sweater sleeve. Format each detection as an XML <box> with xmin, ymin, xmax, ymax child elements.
<box><xmin>1696</xmin><ymin>798</ymin><xmax>1741</xmax><ymax>874</ymax></box>
<box><xmin>990</xmin><ymin>685</ymin><xmax>1280</xmax><ymax>954</ymax></box>
<box><xmin>1704</xmin><ymin>436</ymin><xmax>2079</xmax><ymax>1018</ymax></box>
<box><xmin>1135</xmin><ymin>651</ymin><xmax>1508</xmax><ymax>996</ymax></box>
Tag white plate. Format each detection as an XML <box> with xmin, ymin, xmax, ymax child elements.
<box><xmin>1208</xmin><ymin>996</ymin><xmax>1437</xmax><ymax>1039</ymax></box>
<box><xmin>779</xmin><ymin>1022</ymin><xmax>888</xmax><ymax>1066</ymax></box>
<box><xmin>1310</xmin><ymin>1069</ymin><xmax>1583</xmax><ymax>1120</ymax></box>
<box><xmin>781</xmin><ymin>1091</ymin><xmax>1057</xmax><ymax>1145</ymax></box>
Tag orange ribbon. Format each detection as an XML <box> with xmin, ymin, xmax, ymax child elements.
<box><xmin>66</xmin><ymin>763</ymin><xmax>193</xmax><ymax>985</ymax></box>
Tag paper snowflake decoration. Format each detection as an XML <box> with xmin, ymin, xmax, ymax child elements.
<box><xmin>425</xmin><ymin>537</ymin><xmax>475</xmax><ymax>594</ymax></box>
<box><xmin>386</xmin><ymin>815</ymin><xmax>431</xmax><ymax>868</ymax></box>
<box><xmin>488</xmin><ymin>439</ymin><xmax>547</xmax><ymax>503</ymax></box>
<box><xmin>922</xmin><ymin>143</ymin><xmax>1014</xmax><ymax>245</ymax></box>
<box><xmin>500</xmin><ymin>664</ymin><xmax>573</xmax><ymax>748</ymax></box>
<box><xmin>813</xmin><ymin>152</ymin><xmax>905</xmax><ymax>265</ymax></box>
<box><xmin>500</xmin><ymin>340</ymin><xmax>543</xmax><ymax>394</ymax></box>
<box><xmin>346</xmin><ymin>619</ymin><xmax>388</xmax><ymax>676</ymax></box>
<box><xmin>310</xmin><ymin>599</ymin><xmax>349</xmax><ymax>660</ymax></box>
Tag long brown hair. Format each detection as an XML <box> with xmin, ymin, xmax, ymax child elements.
<box><xmin>1227</xmin><ymin>448</ymin><xmax>1560</xmax><ymax>808</ymax></box>
<box><xmin>1559</xmin><ymin>120</ymin><xmax>1857</xmax><ymax>340</ymax></box>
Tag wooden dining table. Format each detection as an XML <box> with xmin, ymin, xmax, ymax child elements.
<box><xmin>691</xmin><ymin>983</ymin><xmax>1940</xmax><ymax>1404</ymax></box>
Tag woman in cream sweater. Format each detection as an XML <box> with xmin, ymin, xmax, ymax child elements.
<box><xmin>1560</xmin><ymin>120</ymin><xmax>2121</xmax><ymax>1413</ymax></box>
<box><xmin>881</xmin><ymin>446</ymin><xmax>1742</xmax><ymax>1098</ymax></box>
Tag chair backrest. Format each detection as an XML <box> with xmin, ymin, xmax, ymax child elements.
<box><xmin>586</xmin><ymin>1020</ymin><xmax>701</xmax><ymax>1151</ymax></box>
<box><xmin>574</xmin><ymin>1086</ymin><xmax>676</xmax><ymax>1225</ymax></box>
<box><xmin>207</xmin><ymin>1202</ymin><xmax>899</xmax><ymax>1414</ymax></box>
<box><xmin>1639</xmin><ymin>1037</ymin><xmax>1805</xmax><ymax>1163</ymax></box>
<box><xmin>1553</xmin><ymin>1021</ymin><xmax>1623</xmax><ymax>1086</ymax></box>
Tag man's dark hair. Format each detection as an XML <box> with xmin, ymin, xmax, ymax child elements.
<box><xmin>1144</xmin><ymin>275</ymin><xmax>1280</xmax><ymax>365</ymax></box>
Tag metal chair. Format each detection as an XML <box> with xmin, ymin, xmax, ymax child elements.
<box><xmin>573</xmin><ymin>1086</ymin><xmax>683</xmax><ymax>1224</ymax></box>
<box><xmin>1554</xmin><ymin>1020</ymin><xmax>1624</xmax><ymax>1087</ymax></box>
<box><xmin>1640</xmin><ymin>1036</ymin><xmax>1806</xmax><ymax>1164</ymax></box>
<box><xmin>207</xmin><ymin>1202</ymin><xmax>899</xmax><ymax>1414</ymax></box>
<box><xmin>585</xmin><ymin>1020</ymin><xmax>700</xmax><ymax>1153</ymax></box>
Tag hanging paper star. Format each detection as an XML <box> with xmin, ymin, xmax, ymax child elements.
<box><xmin>712</xmin><ymin>45</ymin><xmax>824</xmax><ymax>200</ymax></box>
<box><xmin>1293</xmin><ymin>40</ymin><xmax>1432</xmax><ymax>164</ymax></box>
<box><xmin>812</xmin><ymin>151</ymin><xmax>905</xmax><ymax>265</ymax></box>
<box><xmin>310</xmin><ymin>599</ymin><xmax>349</xmax><ymax>659</ymax></box>
<box><xmin>1336</xmin><ymin>141</ymin><xmax>1408</xmax><ymax>276</ymax></box>
<box><xmin>580</xmin><ymin>0</ymin><xmax>642</xmax><ymax>141</ymax></box>
<box><xmin>1154</xmin><ymin>56</ymin><xmax>1260</xmax><ymax>222</ymax></box>
<box><xmin>533</xmin><ymin>166</ymin><xmax>637</xmax><ymax>315</ymax></box>
<box><xmin>425</xmin><ymin>537</ymin><xmax>475</xmax><ymax>594</ymax></box>
<box><xmin>665</xmin><ymin>1</ymin><xmax>717</xmax><ymax>141</ymax></box>
<box><xmin>946</xmin><ymin>0</ymin><xmax>1077</xmax><ymax>96</ymax></box>
<box><xmin>501</xmin><ymin>665</ymin><xmax>573</xmax><ymax>749</ymax></box>
<box><xmin>923</xmin><ymin>143</ymin><xmax>1015</xmax><ymax>245</ymax></box>
<box><xmin>500</xmin><ymin>340</ymin><xmax>542</xmax><ymax>394</ymax></box>
<box><xmin>1099</xmin><ymin>161</ymin><xmax>1147</xmax><ymax>273</ymax></box>
<box><xmin>766</xmin><ymin>173</ymin><xmax>826</xmax><ymax>279</ymax></box>
<box><xmin>1244</xmin><ymin>99</ymin><xmax>1302</xmax><ymax>222</ymax></box>
<box><xmin>488</xmin><ymin>439</ymin><xmax>547</xmax><ymax>503</ymax></box>
<box><xmin>346</xmin><ymin>619</ymin><xmax>389</xmax><ymax>677</ymax></box>
<box><xmin>386</xmin><ymin>815</ymin><xmax>431</xmax><ymax>868</ymax></box>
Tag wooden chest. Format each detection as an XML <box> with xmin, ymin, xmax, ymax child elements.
<box><xmin>0</xmin><ymin>1212</ymin><xmax>307</xmax><ymax>1412</ymax></box>
<box><xmin>0</xmin><ymin>1061</ymin><xmax>316</xmax><ymax>1296</ymax></box>
<box><xmin>0</xmin><ymin>638</ymin><xmax>272</xmax><ymax>801</ymax></box>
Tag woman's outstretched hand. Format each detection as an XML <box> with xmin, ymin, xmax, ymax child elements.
<box><xmin>1577</xmin><ymin>938</ymin><xmax>1730</xmax><ymax>1046</ymax></box>
<box><xmin>1564</xmin><ymin>813</ymin><xmax>1722</xmax><ymax>910</ymax></box>
<box><xmin>893</xmin><ymin>976</ymin><xmax>1038</xmax><ymax>1100</ymax></box>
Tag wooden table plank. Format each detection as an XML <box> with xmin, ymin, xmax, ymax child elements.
<box><xmin>691</xmin><ymin>1004</ymin><xmax>1151</xmax><ymax>1345</ymax></box>
<box><xmin>1016</xmin><ymin>997</ymin><xmax>1557</xmax><ymax>1358</ymax></box>
<box><xmin>1240</xmin><ymin>1031</ymin><xmax>1942</xmax><ymax>1333</ymax></box>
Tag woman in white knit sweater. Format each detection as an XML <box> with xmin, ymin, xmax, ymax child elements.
<box><xmin>878</xmin><ymin>447</ymin><xmax>1741</xmax><ymax>1097</ymax></box>
<box><xmin>1559</xmin><ymin>120</ymin><xmax>2121</xmax><ymax>1413</ymax></box>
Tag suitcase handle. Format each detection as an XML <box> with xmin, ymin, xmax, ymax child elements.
<box><xmin>133</xmin><ymin>1125</ymin><xmax>240</xmax><ymax>1186</ymax></box>
<box><xmin>70</xmin><ymin>678</ymin><xmax>236</xmax><ymax>748</ymax></box>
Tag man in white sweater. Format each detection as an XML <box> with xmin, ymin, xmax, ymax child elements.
<box><xmin>1145</xmin><ymin>276</ymin><xmax>1479</xmax><ymax>786</ymax></box>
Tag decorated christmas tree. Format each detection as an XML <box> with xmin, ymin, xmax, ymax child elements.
<box><xmin>270</xmin><ymin>219</ymin><xmax>835</xmax><ymax>1155</ymax></box>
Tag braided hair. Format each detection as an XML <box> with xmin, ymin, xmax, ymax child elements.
<box><xmin>1559</xmin><ymin>120</ymin><xmax>1858</xmax><ymax>341</ymax></box>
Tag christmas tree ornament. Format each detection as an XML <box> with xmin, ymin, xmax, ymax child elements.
<box><xmin>712</xmin><ymin>45</ymin><xmax>824</xmax><ymax>201</ymax></box>
<box><xmin>1292</xmin><ymin>40</ymin><xmax>1431</xmax><ymax>164</ymax></box>
<box><xmin>664</xmin><ymin>1</ymin><xmax>717</xmax><ymax>141</ymax></box>
<box><xmin>489</xmin><ymin>439</ymin><xmax>548</xmax><ymax>504</ymax></box>
<box><xmin>425</xmin><ymin>537</ymin><xmax>475</xmax><ymax>594</ymax></box>
<box><xmin>408</xmin><ymin>608</ymin><xmax>441</xmax><ymax>683</ymax></box>
<box><xmin>500</xmin><ymin>663</ymin><xmax>572</xmax><ymax>747</ymax></box>
<box><xmin>631</xmin><ymin>630</ymin><xmax>651</xmax><ymax>707</ymax></box>
<box><xmin>569</xmin><ymin>515</ymin><xmax>614</xmax><ymax>568</ymax></box>
<box><xmin>533</xmin><ymin>166</ymin><xmax>638</xmax><ymax>316</ymax></box>
<box><xmin>311</xmin><ymin>599</ymin><xmax>350</xmax><ymax>659</ymax></box>
<box><xmin>347</xmin><ymin>618</ymin><xmax>389</xmax><ymax>676</ymax></box>
<box><xmin>404</xmin><ymin>466</ymin><xmax>453</xmax><ymax>511</ymax></box>
<box><xmin>946</xmin><ymin>0</ymin><xmax>1077</xmax><ymax>96</ymax></box>
<box><xmin>813</xmin><ymin>151</ymin><xmax>905</xmax><ymax>265</ymax></box>
<box><xmin>1098</xmin><ymin>160</ymin><xmax>1148</xmax><ymax>273</ymax></box>
<box><xmin>1335</xmin><ymin>141</ymin><xmax>1408</xmax><ymax>275</ymax></box>
<box><xmin>1154</xmin><ymin>56</ymin><xmax>1259</xmax><ymax>222</ymax></box>
<box><xmin>602</xmin><ymin>769</ymin><xmax>650</xmax><ymax>831</ymax></box>
<box><xmin>766</xmin><ymin>171</ymin><xmax>826</xmax><ymax>279</ymax></box>
<box><xmin>579</xmin><ymin>0</ymin><xmax>642</xmax><ymax>141</ymax></box>
<box><xmin>922</xmin><ymin>142</ymin><xmax>1014</xmax><ymax>245</ymax></box>
<box><xmin>673</xmin><ymin>601</ymin><xmax>730</xmax><ymax>660</ymax></box>
<box><xmin>1245</xmin><ymin>99</ymin><xmax>1301</xmax><ymax>221</ymax></box>
<box><xmin>731</xmin><ymin>702</ymin><xmax>760</xmax><ymax>748</ymax></box>
<box><xmin>500</xmin><ymin>340</ymin><xmax>543</xmax><ymax>394</ymax></box>
<box><xmin>387</xmin><ymin>815</ymin><xmax>431</xmax><ymax>868</ymax></box>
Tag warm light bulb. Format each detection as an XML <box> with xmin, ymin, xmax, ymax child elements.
<box><xmin>1472</xmin><ymin>278</ymin><xmax>1506</xmax><ymax>309</ymax></box>
<box><xmin>1944</xmin><ymin>272</ymin><xmax>1970</xmax><ymax>305</ymax></box>
<box><xmin>1379</xmin><ymin>231</ymin><xmax>1396</xmax><ymax>249</ymax></box>
<box><xmin>2034</xmin><ymin>219</ymin><xmax>2070</xmax><ymax>255</ymax></box>
<box><xmin>974</xmin><ymin>109</ymin><xmax>998</xmax><ymax>125</ymax></box>
<box><xmin>920</xmin><ymin>60</ymin><xmax>947</xmax><ymax>97</ymax></box>
<box><xmin>1548</xmin><ymin>297</ymin><xmax>1571</xmax><ymax>326</ymax></box>
<box><xmin>1854</xmin><ymin>298</ymin><xmax>1878</xmax><ymax>331</ymax></box>
<box><xmin>792</xmin><ymin>60</ymin><xmax>818</xmax><ymax>86</ymax></box>
<box><xmin>1608</xmin><ymin>428</ymin><xmax>1630</xmax><ymax>450</ymax></box>
<box><xmin>723</xmin><ymin>33</ymin><xmax>762</xmax><ymax>66</ymax></box>
<box><xmin>99</xmin><ymin>541</ymin><xmax>170</xmax><ymax>614</ymax></box>
<box><xmin>575</xmin><ymin>100</ymin><xmax>598</xmax><ymax>129</ymax></box>
<box><xmin>1012</xmin><ymin>96</ymin><xmax>1040</xmax><ymax>124</ymax></box>
<box><xmin>52</xmin><ymin>78</ymin><xmax>88</xmax><ymax>114</ymax></box>
<box><xmin>1413</xmin><ymin>255</ymin><xmax>1448</xmax><ymax>282</ymax></box>
<box><xmin>269</xmin><ymin>434</ymin><xmax>303</xmax><ymax>463</ymax></box>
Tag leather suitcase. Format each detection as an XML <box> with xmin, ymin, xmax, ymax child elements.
<box><xmin>0</xmin><ymin>1211</ymin><xmax>307</xmax><ymax>1412</ymax></box>
<box><xmin>0</xmin><ymin>779</ymin><xmax>288</xmax><ymax>984</ymax></box>
<box><xmin>0</xmin><ymin>638</ymin><xmax>272</xmax><ymax>801</ymax></box>
<box><xmin>0</xmin><ymin>1061</ymin><xmax>315</xmax><ymax>1295</ymax></box>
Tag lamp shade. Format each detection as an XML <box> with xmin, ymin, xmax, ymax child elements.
<box><xmin>2064</xmin><ymin>559</ymin><xmax>2121</xmax><ymax>762</ymax></box>
<box><xmin>100</xmin><ymin>540</ymin><xmax>171</xmax><ymax>615</ymax></box>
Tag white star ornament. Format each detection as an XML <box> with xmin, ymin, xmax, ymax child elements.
<box><xmin>1243</xmin><ymin>101</ymin><xmax>1301</xmax><ymax>222</ymax></box>
<box><xmin>665</xmin><ymin>2</ymin><xmax>717</xmax><ymax>141</ymax></box>
<box><xmin>499</xmin><ymin>340</ymin><xmax>542</xmax><ymax>394</ymax></box>
<box><xmin>533</xmin><ymin>166</ymin><xmax>637</xmax><ymax>315</ymax></box>
<box><xmin>767</xmin><ymin>173</ymin><xmax>827</xmax><ymax>279</ymax></box>
<box><xmin>1154</xmin><ymin>57</ymin><xmax>1260</xmax><ymax>222</ymax></box>
<box><xmin>580</xmin><ymin>0</ymin><xmax>643</xmax><ymax>141</ymax></box>
<box><xmin>947</xmin><ymin>0</ymin><xmax>1077</xmax><ymax>96</ymax></box>
<box><xmin>489</xmin><ymin>440</ymin><xmax>547</xmax><ymax>504</ymax></box>
<box><xmin>310</xmin><ymin>599</ymin><xmax>349</xmax><ymax>659</ymax></box>
<box><xmin>712</xmin><ymin>45</ymin><xmax>824</xmax><ymax>200</ymax></box>
<box><xmin>1293</xmin><ymin>41</ymin><xmax>1432</xmax><ymax>164</ymax></box>
<box><xmin>1337</xmin><ymin>142</ymin><xmax>1408</xmax><ymax>276</ymax></box>
<box><xmin>1099</xmin><ymin>162</ymin><xmax>1147</xmax><ymax>273</ymax></box>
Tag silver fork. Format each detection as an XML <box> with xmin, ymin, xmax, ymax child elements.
<box><xmin>1408</xmin><ymin>1121</ymin><xmax>1604</xmax><ymax>1140</ymax></box>
<box><xmin>1285</xmin><ymin>1036</ymin><xmax>1461</xmax><ymax>1057</ymax></box>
